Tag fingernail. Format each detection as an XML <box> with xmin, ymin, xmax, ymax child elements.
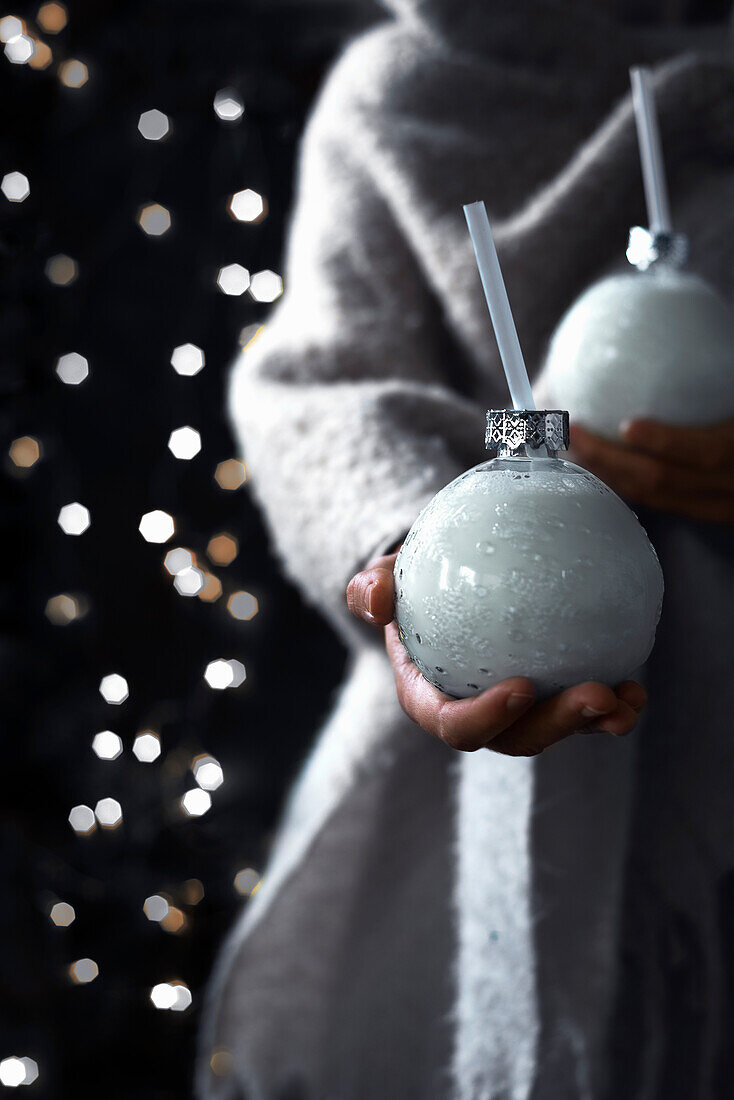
<box><xmin>365</xmin><ymin>583</ymin><xmax>374</xmax><ymax>616</ymax></box>
<box><xmin>581</xmin><ymin>704</ymin><xmax>614</xmax><ymax>718</ymax></box>
<box><xmin>506</xmin><ymin>692</ymin><xmax>534</xmax><ymax>714</ymax></box>
<box><xmin>619</xmin><ymin>419</ymin><xmax>633</xmax><ymax>438</ymax></box>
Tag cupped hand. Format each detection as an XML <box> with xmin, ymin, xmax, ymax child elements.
<box><xmin>570</xmin><ymin>417</ymin><xmax>734</xmax><ymax>525</ymax></box>
<box><xmin>346</xmin><ymin>552</ymin><xmax>646</xmax><ymax>756</ymax></box>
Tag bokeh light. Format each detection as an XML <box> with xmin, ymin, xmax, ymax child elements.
<box><xmin>95</xmin><ymin>797</ymin><xmax>123</xmax><ymax>829</ymax></box>
<box><xmin>45</xmin><ymin>253</ymin><xmax>78</xmax><ymax>285</ymax></box>
<box><xmin>249</xmin><ymin>269</ymin><xmax>283</xmax><ymax>303</ymax></box>
<box><xmin>198</xmin><ymin>574</ymin><xmax>222</xmax><ymax>602</ymax></box>
<box><xmin>139</xmin><ymin>510</ymin><xmax>175</xmax><ymax>543</ymax></box>
<box><xmin>57</xmin><ymin>502</ymin><xmax>91</xmax><ymax>535</ymax></box>
<box><xmin>138</xmin><ymin>108</ymin><xmax>170</xmax><ymax>141</ymax></box>
<box><xmin>214</xmin><ymin>459</ymin><xmax>246</xmax><ymax>491</ymax></box>
<box><xmin>45</xmin><ymin>593</ymin><xmax>86</xmax><ymax>625</ymax></box>
<box><xmin>9</xmin><ymin>436</ymin><xmax>41</xmax><ymax>468</ymax></box>
<box><xmin>213</xmin><ymin>88</ymin><xmax>244</xmax><ymax>121</ymax></box>
<box><xmin>207</xmin><ymin>533</ymin><xmax>238</xmax><ymax>566</ymax></box>
<box><xmin>228</xmin><ymin>188</ymin><xmax>265</xmax><ymax>223</ymax></box>
<box><xmin>170</xmin><ymin>342</ymin><xmax>204</xmax><ymax>376</ymax></box>
<box><xmin>132</xmin><ymin>731</ymin><xmax>161</xmax><ymax>763</ymax></box>
<box><xmin>92</xmin><ymin>730</ymin><xmax>123</xmax><ymax>760</ymax></box>
<box><xmin>181</xmin><ymin>788</ymin><xmax>211</xmax><ymax>817</ymax></box>
<box><xmin>138</xmin><ymin>202</ymin><xmax>171</xmax><ymax>237</ymax></box>
<box><xmin>28</xmin><ymin>39</ymin><xmax>52</xmax><ymax>70</ymax></box>
<box><xmin>68</xmin><ymin>804</ymin><xmax>96</xmax><ymax>836</ymax></box>
<box><xmin>143</xmin><ymin>894</ymin><xmax>170</xmax><ymax>922</ymax></box>
<box><xmin>227</xmin><ymin>591</ymin><xmax>258</xmax><ymax>621</ymax></box>
<box><xmin>69</xmin><ymin>958</ymin><xmax>98</xmax><ymax>985</ymax></box>
<box><xmin>0</xmin><ymin>1056</ymin><xmax>38</xmax><ymax>1088</ymax></box>
<box><xmin>49</xmin><ymin>901</ymin><xmax>75</xmax><ymax>927</ymax></box>
<box><xmin>1</xmin><ymin>171</ymin><xmax>30</xmax><ymax>202</ymax></box>
<box><xmin>216</xmin><ymin>263</ymin><xmax>249</xmax><ymax>296</ymax></box>
<box><xmin>58</xmin><ymin>58</ymin><xmax>88</xmax><ymax>87</ymax></box>
<box><xmin>174</xmin><ymin>566</ymin><xmax>205</xmax><ymax>597</ymax></box>
<box><xmin>204</xmin><ymin>658</ymin><xmax>245</xmax><ymax>690</ymax></box>
<box><xmin>99</xmin><ymin>673</ymin><xmax>129</xmax><ymax>704</ymax></box>
<box><xmin>160</xmin><ymin>906</ymin><xmax>186</xmax><ymax>934</ymax></box>
<box><xmin>0</xmin><ymin>16</ymin><xmax>23</xmax><ymax>41</ymax></box>
<box><xmin>167</xmin><ymin>426</ymin><xmax>201</xmax><ymax>460</ymax></box>
<box><xmin>192</xmin><ymin>754</ymin><xmax>223</xmax><ymax>791</ymax></box>
<box><xmin>55</xmin><ymin>351</ymin><xmax>89</xmax><ymax>385</ymax></box>
<box><xmin>163</xmin><ymin>547</ymin><xmax>193</xmax><ymax>575</ymax></box>
<box><xmin>210</xmin><ymin>1049</ymin><xmax>233</xmax><ymax>1078</ymax></box>
<box><xmin>37</xmin><ymin>2</ymin><xmax>67</xmax><ymax>33</ymax></box>
<box><xmin>4</xmin><ymin>33</ymin><xmax>34</xmax><ymax>64</ymax></box>
<box><xmin>233</xmin><ymin>867</ymin><xmax>260</xmax><ymax>897</ymax></box>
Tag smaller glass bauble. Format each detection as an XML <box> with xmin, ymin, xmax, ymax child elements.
<box><xmin>394</xmin><ymin>410</ymin><xmax>664</xmax><ymax>699</ymax></box>
<box><xmin>537</xmin><ymin>237</ymin><xmax>734</xmax><ymax>440</ymax></box>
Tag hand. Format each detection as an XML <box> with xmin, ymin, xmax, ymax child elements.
<box><xmin>570</xmin><ymin>418</ymin><xmax>734</xmax><ymax>525</ymax></box>
<box><xmin>346</xmin><ymin>552</ymin><xmax>646</xmax><ymax>756</ymax></box>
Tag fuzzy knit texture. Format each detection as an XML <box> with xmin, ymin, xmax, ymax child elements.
<box><xmin>198</xmin><ymin>3</ymin><xmax>734</xmax><ymax>1098</ymax></box>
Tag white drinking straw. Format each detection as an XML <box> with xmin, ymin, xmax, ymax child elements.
<box><xmin>630</xmin><ymin>66</ymin><xmax>672</xmax><ymax>235</ymax></box>
<box><xmin>463</xmin><ymin>200</ymin><xmax>536</xmax><ymax>411</ymax></box>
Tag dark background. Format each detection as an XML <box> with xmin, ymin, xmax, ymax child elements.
<box><xmin>1</xmin><ymin>2</ymin><xmax>377</xmax><ymax>1096</ymax></box>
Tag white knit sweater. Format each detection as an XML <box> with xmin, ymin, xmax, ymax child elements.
<box><xmin>199</xmin><ymin>4</ymin><xmax>734</xmax><ymax>1097</ymax></box>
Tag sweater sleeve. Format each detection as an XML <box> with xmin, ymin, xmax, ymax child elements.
<box><xmin>228</xmin><ymin>57</ymin><xmax>485</xmax><ymax>637</ymax></box>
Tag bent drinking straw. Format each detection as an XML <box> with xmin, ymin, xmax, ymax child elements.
<box><xmin>630</xmin><ymin>65</ymin><xmax>672</xmax><ymax>235</ymax></box>
<box><xmin>463</xmin><ymin>200</ymin><xmax>536</xmax><ymax>411</ymax></box>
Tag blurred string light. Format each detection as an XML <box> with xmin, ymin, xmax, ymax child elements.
<box><xmin>170</xmin><ymin>342</ymin><xmax>205</xmax><ymax>376</ymax></box>
<box><xmin>57</xmin><ymin>502</ymin><xmax>90</xmax><ymax>535</ymax></box>
<box><xmin>138</xmin><ymin>202</ymin><xmax>171</xmax><ymax>236</ymax></box>
<box><xmin>95</xmin><ymin>797</ymin><xmax>123</xmax><ymax>829</ymax></box>
<box><xmin>45</xmin><ymin>253</ymin><xmax>77</xmax><ymax>285</ymax></box>
<box><xmin>214</xmin><ymin>459</ymin><xmax>246</xmax><ymax>490</ymax></box>
<box><xmin>167</xmin><ymin>425</ymin><xmax>201</xmax><ymax>460</ymax></box>
<box><xmin>1</xmin><ymin>171</ymin><xmax>30</xmax><ymax>202</ymax></box>
<box><xmin>192</xmin><ymin>754</ymin><xmax>223</xmax><ymax>791</ymax></box>
<box><xmin>233</xmin><ymin>867</ymin><xmax>260</xmax><ymax>897</ymax></box>
<box><xmin>69</xmin><ymin>958</ymin><xmax>98</xmax><ymax>985</ymax></box>
<box><xmin>217</xmin><ymin>263</ymin><xmax>249</xmax><ymax>296</ymax></box>
<box><xmin>213</xmin><ymin>88</ymin><xmax>244</xmax><ymax>121</ymax></box>
<box><xmin>150</xmin><ymin>981</ymin><xmax>192</xmax><ymax>1012</ymax></box>
<box><xmin>58</xmin><ymin>58</ymin><xmax>87</xmax><ymax>87</ymax></box>
<box><xmin>227</xmin><ymin>591</ymin><xmax>258</xmax><ymax>621</ymax></box>
<box><xmin>99</xmin><ymin>673</ymin><xmax>129</xmax><ymax>704</ymax></box>
<box><xmin>68</xmin><ymin>805</ymin><xmax>96</xmax><ymax>836</ymax></box>
<box><xmin>139</xmin><ymin>509</ymin><xmax>175</xmax><ymax>543</ymax></box>
<box><xmin>181</xmin><ymin>788</ymin><xmax>211</xmax><ymax>817</ymax></box>
<box><xmin>9</xmin><ymin>436</ymin><xmax>41</xmax><ymax>468</ymax></box>
<box><xmin>92</xmin><ymin>730</ymin><xmax>123</xmax><ymax>760</ymax></box>
<box><xmin>249</xmin><ymin>269</ymin><xmax>283</xmax><ymax>303</ymax></box>
<box><xmin>0</xmin><ymin>15</ymin><xmax>23</xmax><ymax>41</ymax></box>
<box><xmin>132</xmin><ymin>731</ymin><xmax>161</xmax><ymax>763</ymax></box>
<box><xmin>4</xmin><ymin>32</ymin><xmax>34</xmax><ymax>64</ymax></box>
<box><xmin>36</xmin><ymin>3</ymin><xmax>67</xmax><ymax>33</ymax></box>
<box><xmin>204</xmin><ymin>659</ymin><xmax>246</xmax><ymax>690</ymax></box>
<box><xmin>0</xmin><ymin>41</ymin><xmax>278</xmax><ymax>1089</ymax></box>
<box><xmin>55</xmin><ymin>351</ymin><xmax>89</xmax><ymax>384</ymax></box>
<box><xmin>138</xmin><ymin>108</ymin><xmax>170</xmax><ymax>141</ymax></box>
<box><xmin>45</xmin><ymin>593</ymin><xmax>87</xmax><ymax>625</ymax></box>
<box><xmin>228</xmin><ymin>188</ymin><xmax>265</xmax><ymax>223</ymax></box>
<box><xmin>0</xmin><ymin>1056</ymin><xmax>39</xmax><ymax>1088</ymax></box>
<box><xmin>207</xmin><ymin>533</ymin><xmax>238</xmax><ymax>565</ymax></box>
<box><xmin>49</xmin><ymin>901</ymin><xmax>75</xmax><ymax>927</ymax></box>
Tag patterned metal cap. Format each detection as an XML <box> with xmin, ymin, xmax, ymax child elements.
<box><xmin>485</xmin><ymin>409</ymin><xmax>570</xmax><ymax>456</ymax></box>
<box><xmin>626</xmin><ymin>226</ymin><xmax>689</xmax><ymax>271</ymax></box>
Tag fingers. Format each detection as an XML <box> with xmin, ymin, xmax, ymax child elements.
<box><xmin>621</xmin><ymin>417</ymin><xmax>734</xmax><ymax>471</ymax></box>
<box><xmin>386</xmin><ymin>622</ymin><xmax>646</xmax><ymax>756</ymax></box>
<box><xmin>346</xmin><ymin>552</ymin><xmax>398</xmax><ymax>627</ymax></box>
<box><xmin>384</xmin><ymin>623</ymin><xmax>535</xmax><ymax>751</ymax></box>
<box><xmin>570</xmin><ymin>424</ymin><xmax>734</xmax><ymax>521</ymax></box>
<box><xmin>489</xmin><ymin>680</ymin><xmax>625</xmax><ymax>756</ymax></box>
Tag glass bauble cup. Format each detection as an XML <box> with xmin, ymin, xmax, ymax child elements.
<box><xmin>537</xmin><ymin>233</ymin><xmax>734</xmax><ymax>440</ymax></box>
<box><xmin>394</xmin><ymin>410</ymin><xmax>664</xmax><ymax>700</ymax></box>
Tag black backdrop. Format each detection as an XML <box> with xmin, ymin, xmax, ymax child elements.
<box><xmin>2</xmin><ymin>2</ymin><xmax>377</xmax><ymax>1096</ymax></box>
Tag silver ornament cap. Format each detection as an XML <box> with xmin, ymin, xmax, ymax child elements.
<box><xmin>626</xmin><ymin>225</ymin><xmax>689</xmax><ymax>271</ymax></box>
<box><xmin>485</xmin><ymin>409</ymin><xmax>570</xmax><ymax>457</ymax></box>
